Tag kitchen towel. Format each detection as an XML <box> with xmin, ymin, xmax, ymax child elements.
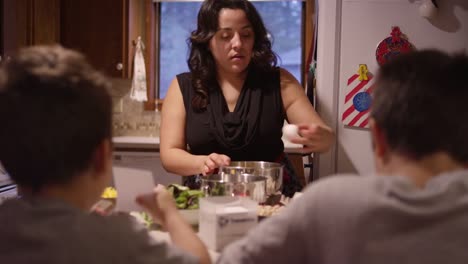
<box><xmin>130</xmin><ymin>36</ymin><xmax>148</xmax><ymax>101</ymax></box>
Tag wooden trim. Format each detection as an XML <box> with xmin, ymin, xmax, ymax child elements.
<box><xmin>146</xmin><ymin>0</ymin><xmax>156</xmax><ymax>103</ymax></box>
<box><xmin>128</xmin><ymin>0</ymin><xmax>137</xmax><ymax>79</ymax></box>
<box><xmin>2</xmin><ymin>0</ymin><xmax>32</xmax><ymax>56</ymax></box>
<box><xmin>144</xmin><ymin>0</ymin><xmax>157</xmax><ymax>110</ymax></box>
<box><xmin>305</xmin><ymin>0</ymin><xmax>314</xmax><ymax>65</ymax></box>
<box><xmin>31</xmin><ymin>0</ymin><xmax>60</xmax><ymax>45</ymax></box>
<box><xmin>127</xmin><ymin>0</ymin><xmax>156</xmax><ymax>111</ymax></box>
<box><xmin>123</xmin><ymin>0</ymin><xmax>130</xmax><ymax>79</ymax></box>
<box><xmin>153</xmin><ymin>2</ymin><xmax>162</xmax><ymax>104</ymax></box>
<box><xmin>303</xmin><ymin>0</ymin><xmax>314</xmax><ymax>86</ymax></box>
<box><xmin>25</xmin><ymin>0</ymin><xmax>34</xmax><ymax>46</ymax></box>
<box><xmin>1</xmin><ymin>0</ymin><xmax>3</xmax><ymax>55</ymax></box>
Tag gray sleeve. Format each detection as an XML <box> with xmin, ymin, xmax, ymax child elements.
<box><xmin>129</xmin><ymin>229</ymin><xmax>199</xmax><ymax>264</ymax></box>
<box><xmin>93</xmin><ymin>214</ymin><xmax>199</xmax><ymax>264</ymax></box>
<box><xmin>217</xmin><ymin>174</ymin><xmax>375</xmax><ymax>264</ymax></box>
<box><xmin>217</xmin><ymin>185</ymin><xmax>322</xmax><ymax>264</ymax></box>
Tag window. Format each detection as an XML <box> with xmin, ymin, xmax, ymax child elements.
<box><xmin>155</xmin><ymin>0</ymin><xmax>306</xmax><ymax>99</ymax></box>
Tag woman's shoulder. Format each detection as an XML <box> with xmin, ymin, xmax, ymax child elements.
<box><xmin>175</xmin><ymin>72</ymin><xmax>192</xmax><ymax>90</ymax></box>
<box><xmin>256</xmin><ymin>66</ymin><xmax>281</xmax><ymax>75</ymax></box>
<box><xmin>174</xmin><ymin>72</ymin><xmax>193</xmax><ymax>102</ymax></box>
<box><xmin>278</xmin><ymin>67</ymin><xmax>297</xmax><ymax>81</ymax></box>
<box><xmin>250</xmin><ymin>66</ymin><xmax>280</xmax><ymax>83</ymax></box>
<box><xmin>176</xmin><ymin>72</ymin><xmax>191</xmax><ymax>81</ymax></box>
<box><xmin>260</xmin><ymin>67</ymin><xmax>293</xmax><ymax>84</ymax></box>
<box><xmin>277</xmin><ymin>67</ymin><xmax>301</xmax><ymax>91</ymax></box>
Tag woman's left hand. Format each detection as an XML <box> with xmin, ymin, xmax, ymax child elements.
<box><xmin>289</xmin><ymin>124</ymin><xmax>334</xmax><ymax>153</ymax></box>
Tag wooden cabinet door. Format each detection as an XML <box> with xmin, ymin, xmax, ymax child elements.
<box><xmin>1</xmin><ymin>0</ymin><xmax>61</xmax><ymax>60</ymax></box>
<box><xmin>1</xmin><ymin>0</ymin><xmax>152</xmax><ymax>82</ymax></box>
<box><xmin>60</xmin><ymin>0</ymin><xmax>129</xmax><ymax>78</ymax></box>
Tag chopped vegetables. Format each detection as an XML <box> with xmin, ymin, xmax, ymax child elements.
<box><xmin>208</xmin><ymin>184</ymin><xmax>226</xmax><ymax>196</ymax></box>
<box><xmin>130</xmin><ymin>211</ymin><xmax>153</xmax><ymax>229</ymax></box>
<box><xmin>257</xmin><ymin>204</ymin><xmax>284</xmax><ymax>217</ymax></box>
<box><xmin>101</xmin><ymin>187</ymin><xmax>117</xmax><ymax>199</ymax></box>
<box><xmin>167</xmin><ymin>184</ymin><xmax>204</xmax><ymax>210</ymax></box>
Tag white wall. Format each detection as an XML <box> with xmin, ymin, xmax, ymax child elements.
<box><xmin>316</xmin><ymin>0</ymin><xmax>468</xmax><ymax>177</ymax></box>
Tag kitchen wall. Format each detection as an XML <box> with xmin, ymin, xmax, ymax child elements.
<box><xmin>315</xmin><ymin>0</ymin><xmax>468</xmax><ymax>177</ymax></box>
<box><xmin>110</xmin><ymin>79</ymin><xmax>159</xmax><ymax>137</ymax></box>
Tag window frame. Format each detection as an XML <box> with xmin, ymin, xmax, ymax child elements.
<box><xmin>146</xmin><ymin>0</ymin><xmax>314</xmax><ymax>109</ymax></box>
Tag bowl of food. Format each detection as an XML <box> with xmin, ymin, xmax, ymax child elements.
<box><xmin>200</xmin><ymin>173</ymin><xmax>267</xmax><ymax>203</ymax></box>
<box><xmin>167</xmin><ymin>184</ymin><xmax>203</xmax><ymax>226</ymax></box>
<box><xmin>220</xmin><ymin>161</ymin><xmax>283</xmax><ymax>196</ymax></box>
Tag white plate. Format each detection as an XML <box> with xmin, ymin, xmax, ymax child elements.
<box><xmin>179</xmin><ymin>209</ymin><xmax>199</xmax><ymax>225</ymax></box>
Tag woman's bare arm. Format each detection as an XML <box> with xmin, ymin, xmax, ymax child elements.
<box><xmin>160</xmin><ymin>78</ymin><xmax>229</xmax><ymax>176</ymax></box>
<box><xmin>280</xmin><ymin>68</ymin><xmax>334</xmax><ymax>153</ymax></box>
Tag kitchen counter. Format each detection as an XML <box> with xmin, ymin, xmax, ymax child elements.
<box><xmin>113</xmin><ymin>136</ymin><xmax>309</xmax><ymax>186</ymax></box>
<box><xmin>113</xmin><ymin>136</ymin><xmax>160</xmax><ymax>151</ymax></box>
<box><xmin>113</xmin><ymin>136</ymin><xmax>308</xmax><ymax>154</ymax></box>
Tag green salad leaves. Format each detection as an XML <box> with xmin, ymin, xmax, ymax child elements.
<box><xmin>167</xmin><ymin>184</ymin><xmax>204</xmax><ymax>210</ymax></box>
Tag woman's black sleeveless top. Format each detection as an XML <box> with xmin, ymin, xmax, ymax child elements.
<box><xmin>177</xmin><ymin>68</ymin><xmax>285</xmax><ymax>162</ymax></box>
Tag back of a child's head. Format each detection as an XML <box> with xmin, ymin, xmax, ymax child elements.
<box><xmin>0</xmin><ymin>45</ymin><xmax>112</xmax><ymax>192</ymax></box>
<box><xmin>371</xmin><ymin>50</ymin><xmax>468</xmax><ymax>163</ymax></box>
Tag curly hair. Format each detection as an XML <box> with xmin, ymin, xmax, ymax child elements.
<box><xmin>188</xmin><ymin>0</ymin><xmax>277</xmax><ymax>111</ymax></box>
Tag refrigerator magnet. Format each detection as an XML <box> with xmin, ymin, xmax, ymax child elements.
<box><xmin>342</xmin><ymin>64</ymin><xmax>375</xmax><ymax>129</ymax></box>
<box><xmin>376</xmin><ymin>26</ymin><xmax>415</xmax><ymax>66</ymax></box>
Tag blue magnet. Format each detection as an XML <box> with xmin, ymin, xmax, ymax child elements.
<box><xmin>353</xmin><ymin>92</ymin><xmax>372</xmax><ymax>112</ymax></box>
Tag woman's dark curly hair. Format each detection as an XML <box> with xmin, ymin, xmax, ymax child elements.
<box><xmin>188</xmin><ymin>0</ymin><xmax>277</xmax><ymax>111</ymax></box>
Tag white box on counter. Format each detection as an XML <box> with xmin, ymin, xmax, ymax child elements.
<box><xmin>199</xmin><ymin>196</ymin><xmax>258</xmax><ymax>251</ymax></box>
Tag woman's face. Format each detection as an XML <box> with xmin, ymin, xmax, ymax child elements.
<box><xmin>209</xmin><ymin>8</ymin><xmax>255</xmax><ymax>75</ymax></box>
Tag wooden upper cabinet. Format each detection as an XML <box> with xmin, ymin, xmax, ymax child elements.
<box><xmin>60</xmin><ymin>0</ymin><xmax>129</xmax><ymax>78</ymax></box>
<box><xmin>1</xmin><ymin>0</ymin><xmax>60</xmax><ymax>58</ymax></box>
<box><xmin>1</xmin><ymin>0</ymin><xmax>154</xmax><ymax>98</ymax></box>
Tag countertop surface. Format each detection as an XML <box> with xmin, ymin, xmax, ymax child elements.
<box><xmin>113</xmin><ymin>136</ymin><xmax>308</xmax><ymax>154</ymax></box>
<box><xmin>113</xmin><ymin>136</ymin><xmax>160</xmax><ymax>150</ymax></box>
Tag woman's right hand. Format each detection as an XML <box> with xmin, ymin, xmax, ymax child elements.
<box><xmin>200</xmin><ymin>153</ymin><xmax>231</xmax><ymax>175</ymax></box>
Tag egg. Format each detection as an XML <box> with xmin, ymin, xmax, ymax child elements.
<box><xmin>282</xmin><ymin>124</ymin><xmax>299</xmax><ymax>140</ymax></box>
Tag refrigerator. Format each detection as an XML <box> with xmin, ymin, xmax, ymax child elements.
<box><xmin>314</xmin><ymin>0</ymin><xmax>468</xmax><ymax>177</ymax></box>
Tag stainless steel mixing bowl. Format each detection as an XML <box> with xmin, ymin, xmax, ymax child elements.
<box><xmin>219</xmin><ymin>161</ymin><xmax>283</xmax><ymax>196</ymax></box>
<box><xmin>200</xmin><ymin>174</ymin><xmax>267</xmax><ymax>203</ymax></box>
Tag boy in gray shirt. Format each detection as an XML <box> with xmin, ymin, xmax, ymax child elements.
<box><xmin>0</xmin><ymin>45</ymin><xmax>210</xmax><ymax>264</ymax></box>
<box><xmin>219</xmin><ymin>50</ymin><xmax>468</xmax><ymax>263</ymax></box>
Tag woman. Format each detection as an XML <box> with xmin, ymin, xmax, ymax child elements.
<box><xmin>160</xmin><ymin>0</ymin><xmax>334</xmax><ymax>197</ymax></box>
